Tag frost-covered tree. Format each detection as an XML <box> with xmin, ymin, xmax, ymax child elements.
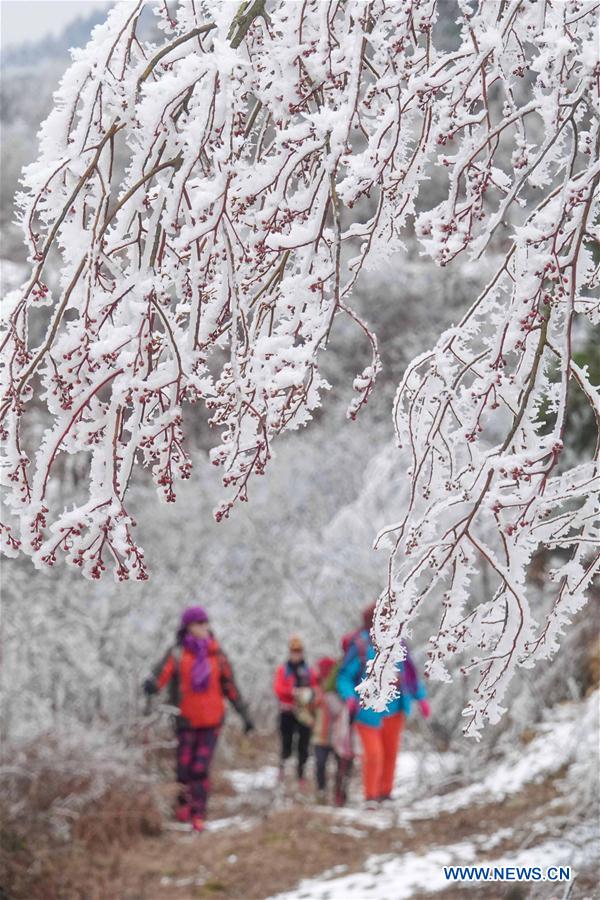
<box><xmin>1</xmin><ymin>0</ymin><xmax>598</xmax><ymax>733</ymax></box>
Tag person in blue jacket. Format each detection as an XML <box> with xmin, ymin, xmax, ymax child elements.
<box><xmin>337</xmin><ymin>604</ymin><xmax>430</xmax><ymax>804</ymax></box>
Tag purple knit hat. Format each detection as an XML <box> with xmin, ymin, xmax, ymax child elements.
<box><xmin>180</xmin><ymin>605</ymin><xmax>209</xmax><ymax>628</ymax></box>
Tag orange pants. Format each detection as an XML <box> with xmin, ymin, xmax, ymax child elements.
<box><xmin>356</xmin><ymin>713</ymin><xmax>404</xmax><ymax>801</ymax></box>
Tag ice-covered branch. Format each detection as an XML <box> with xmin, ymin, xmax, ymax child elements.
<box><xmin>360</xmin><ymin>0</ymin><xmax>599</xmax><ymax>734</ymax></box>
<box><xmin>1</xmin><ymin>0</ymin><xmax>598</xmax><ymax>732</ymax></box>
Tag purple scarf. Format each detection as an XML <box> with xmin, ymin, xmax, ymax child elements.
<box><xmin>399</xmin><ymin>641</ymin><xmax>419</xmax><ymax>698</ymax></box>
<box><xmin>183</xmin><ymin>634</ymin><xmax>211</xmax><ymax>692</ymax></box>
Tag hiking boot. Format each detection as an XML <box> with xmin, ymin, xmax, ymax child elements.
<box><xmin>175</xmin><ymin>804</ymin><xmax>191</xmax><ymax>823</ymax></box>
<box><xmin>364</xmin><ymin>798</ymin><xmax>380</xmax><ymax>812</ymax></box>
<box><xmin>315</xmin><ymin>789</ymin><xmax>327</xmax><ymax>805</ymax></box>
<box><xmin>297</xmin><ymin>777</ymin><xmax>310</xmax><ymax>794</ymax></box>
<box><xmin>191</xmin><ymin>816</ymin><xmax>205</xmax><ymax>833</ymax></box>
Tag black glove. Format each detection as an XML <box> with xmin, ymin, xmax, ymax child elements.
<box><xmin>143</xmin><ymin>678</ymin><xmax>158</xmax><ymax>697</ymax></box>
<box><xmin>243</xmin><ymin>718</ymin><xmax>255</xmax><ymax>734</ymax></box>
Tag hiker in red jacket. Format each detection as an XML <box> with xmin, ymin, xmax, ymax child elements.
<box><xmin>273</xmin><ymin>636</ymin><xmax>318</xmax><ymax>787</ymax></box>
<box><xmin>143</xmin><ymin>605</ymin><xmax>254</xmax><ymax>832</ymax></box>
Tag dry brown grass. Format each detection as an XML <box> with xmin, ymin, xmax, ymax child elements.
<box><xmin>0</xmin><ymin>766</ymin><xmax>162</xmax><ymax>899</ymax></box>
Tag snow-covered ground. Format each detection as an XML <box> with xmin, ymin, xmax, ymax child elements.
<box><xmin>226</xmin><ymin>765</ymin><xmax>280</xmax><ymax>793</ymax></box>
<box><xmin>266</xmin><ymin>692</ymin><xmax>599</xmax><ymax>899</ymax></box>
<box><xmin>73</xmin><ymin>692</ymin><xmax>598</xmax><ymax>899</ymax></box>
<box><xmin>328</xmin><ymin>691</ymin><xmax>598</xmax><ymax>831</ymax></box>
<box><xmin>268</xmin><ymin>835</ymin><xmax>593</xmax><ymax>900</ymax></box>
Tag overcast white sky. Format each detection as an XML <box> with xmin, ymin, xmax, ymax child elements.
<box><xmin>1</xmin><ymin>0</ymin><xmax>111</xmax><ymax>50</ymax></box>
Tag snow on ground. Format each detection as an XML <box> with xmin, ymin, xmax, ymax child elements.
<box><xmin>226</xmin><ymin>765</ymin><xmax>280</xmax><ymax>793</ymax></box>
<box><xmin>392</xmin><ymin>748</ymin><xmax>463</xmax><ymax>794</ymax></box>
<box><xmin>155</xmin><ymin>695</ymin><xmax>597</xmax><ymax>899</ymax></box>
<box><xmin>224</xmin><ymin>694</ymin><xmax>596</xmax><ymax>833</ymax></box>
<box><xmin>315</xmin><ymin>709</ymin><xmax>580</xmax><ymax>832</ymax></box>
<box><xmin>205</xmin><ymin>814</ymin><xmax>260</xmax><ymax>833</ymax></box>
<box><xmin>160</xmin><ymin>873</ymin><xmax>207</xmax><ymax>889</ymax></box>
<box><xmin>165</xmin><ymin>814</ymin><xmax>259</xmax><ymax>835</ymax></box>
<box><xmin>391</xmin><ymin>694</ymin><xmax>592</xmax><ymax>823</ymax></box>
<box><xmin>267</xmin><ymin>838</ymin><xmax>586</xmax><ymax>900</ymax></box>
<box><xmin>268</xmin><ymin>695</ymin><xmax>599</xmax><ymax>899</ymax></box>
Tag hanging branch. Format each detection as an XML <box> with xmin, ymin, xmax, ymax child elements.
<box><xmin>1</xmin><ymin>0</ymin><xmax>598</xmax><ymax>734</ymax></box>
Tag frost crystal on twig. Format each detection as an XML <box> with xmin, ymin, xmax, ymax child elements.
<box><xmin>1</xmin><ymin>0</ymin><xmax>598</xmax><ymax>732</ymax></box>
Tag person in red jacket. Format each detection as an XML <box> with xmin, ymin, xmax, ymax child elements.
<box><xmin>273</xmin><ymin>636</ymin><xmax>318</xmax><ymax>787</ymax></box>
<box><xmin>143</xmin><ymin>605</ymin><xmax>253</xmax><ymax>832</ymax></box>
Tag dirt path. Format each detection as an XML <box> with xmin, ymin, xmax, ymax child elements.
<box><xmin>110</xmin><ymin>744</ymin><xmax>597</xmax><ymax>900</ymax></box>
<box><xmin>5</xmin><ymin>699</ymin><xmax>597</xmax><ymax>899</ymax></box>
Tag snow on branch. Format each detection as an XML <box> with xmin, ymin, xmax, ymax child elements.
<box><xmin>357</xmin><ymin>1</ymin><xmax>600</xmax><ymax>735</ymax></box>
<box><xmin>1</xmin><ymin>0</ymin><xmax>598</xmax><ymax>731</ymax></box>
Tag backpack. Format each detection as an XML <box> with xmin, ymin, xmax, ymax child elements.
<box><xmin>322</xmin><ymin>659</ymin><xmax>342</xmax><ymax>693</ymax></box>
<box><xmin>341</xmin><ymin>628</ymin><xmax>370</xmax><ymax>666</ymax></box>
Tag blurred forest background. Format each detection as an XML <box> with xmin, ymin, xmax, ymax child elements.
<box><xmin>1</xmin><ymin>4</ymin><xmax>598</xmax><ymax>899</ymax></box>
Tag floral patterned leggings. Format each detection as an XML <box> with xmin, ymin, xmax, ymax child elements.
<box><xmin>176</xmin><ymin>724</ymin><xmax>220</xmax><ymax>818</ymax></box>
